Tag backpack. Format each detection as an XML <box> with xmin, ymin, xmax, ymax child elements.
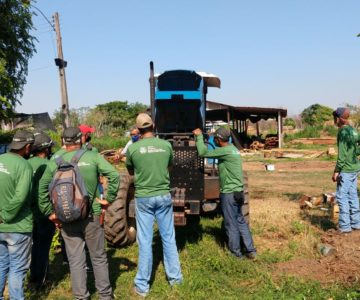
<box><xmin>49</xmin><ymin>149</ymin><xmax>90</xmax><ymax>223</ymax></box>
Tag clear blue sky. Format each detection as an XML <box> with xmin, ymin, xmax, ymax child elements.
<box><xmin>20</xmin><ymin>0</ymin><xmax>360</xmax><ymax>116</ymax></box>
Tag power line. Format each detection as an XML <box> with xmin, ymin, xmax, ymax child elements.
<box><xmin>31</xmin><ymin>5</ymin><xmax>55</xmax><ymax>32</ymax></box>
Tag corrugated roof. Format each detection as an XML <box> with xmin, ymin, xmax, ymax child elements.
<box><xmin>206</xmin><ymin>101</ymin><xmax>287</xmax><ymax>122</ymax></box>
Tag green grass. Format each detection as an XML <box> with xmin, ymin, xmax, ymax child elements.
<box><xmin>25</xmin><ymin>213</ymin><xmax>359</xmax><ymax>300</ymax></box>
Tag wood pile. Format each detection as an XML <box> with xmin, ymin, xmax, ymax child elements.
<box><xmin>264</xmin><ymin>136</ymin><xmax>278</xmax><ymax>149</ymax></box>
<box><xmin>250</xmin><ymin>141</ymin><xmax>264</xmax><ymax>150</ymax></box>
<box><xmin>299</xmin><ymin>192</ymin><xmax>339</xmax><ymax>222</ymax></box>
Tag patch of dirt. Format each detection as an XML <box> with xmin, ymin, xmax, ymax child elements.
<box><xmin>244</xmin><ymin>161</ymin><xmax>334</xmax><ymax>172</ymax></box>
<box><xmin>275</xmin><ymin>230</ymin><xmax>360</xmax><ymax>284</ymax></box>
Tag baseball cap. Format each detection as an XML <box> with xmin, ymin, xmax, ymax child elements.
<box><xmin>136</xmin><ymin>113</ymin><xmax>153</xmax><ymax>129</ymax></box>
<box><xmin>9</xmin><ymin>130</ymin><xmax>35</xmax><ymax>150</ymax></box>
<box><xmin>333</xmin><ymin>107</ymin><xmax>350</xmax><ymax>119</ymax></box>
<box><xmin>62</xmin><ymin>127</ymin><xmax>82</xmax><ymax>144</ymax></box>
<box><xmin>79</xmin><ymin>124</ymin><xmax>95</xmax><ymax>134</ymax></box>
<box><xmin>32</xmin><ymin>131</ymin><xmax>54</xmax><ymax>151</ymax></box>
<box><xmin>214</xmin><ymin>127</ymin><xmax>231</xmax><ymax>141</ymax></box>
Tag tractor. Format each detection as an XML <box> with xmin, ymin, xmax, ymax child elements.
<box><xmin>104</xmin><ymin>62</ymin><xmax>249</xmax><ymax>247</ymax></box>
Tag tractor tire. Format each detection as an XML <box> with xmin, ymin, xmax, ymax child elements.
<box><xmin>242</xmin><ymin>171</ymin><xmax>250</xmax><ymax>224</ymax></box>
<box><xmin>104</xmin><ymin>172</ymin><xmax>136</xmax><ymax>247</ymax></box>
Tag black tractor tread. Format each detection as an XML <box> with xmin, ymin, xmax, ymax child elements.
<box><xmin>104</xmin><ymin>172</ymin><xmax>135</xmax><ymax>247</ymax></box>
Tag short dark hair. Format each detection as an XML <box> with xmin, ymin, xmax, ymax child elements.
<box><xmin>139</xmin><ymin>125</ymin><xmax>153</xmax><ymax>135</ymax></box>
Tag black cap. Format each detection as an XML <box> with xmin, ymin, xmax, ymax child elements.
<box><xmin>214</xmin><ymin>127</ymin><xmax>231</xmax><ymax>141</ymax></box>
<box><xmin>8</xmin><ymin>130</ymin><xmax>35</xmax><ymax>150</ymax></box>
<box><xmin>62</xmin><ymin>127</ymin><xmax>82</xmax><ymax>144</ymax></box>
<box><xmin>32</xmin><ymin>131</ymin><xmax>54</xmax><ymax>151</ymax></box>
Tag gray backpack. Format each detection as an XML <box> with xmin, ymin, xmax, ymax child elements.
<box><xmin>49</xmin><ymin>149</ymin><xmax>90</xmax><ymax>223</ymax></box>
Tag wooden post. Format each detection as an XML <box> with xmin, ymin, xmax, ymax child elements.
<box><xmin>54</xmin><ymin>12</ymin><xmax>70</xmax><ymax>128</ymax></box>
<box><xmin>278</xmin><ymin>111</ymin><xmax>282</xmax><ymax>148</ymax></box>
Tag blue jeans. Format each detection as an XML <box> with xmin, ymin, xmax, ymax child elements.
<box><xmin>135</xmin><ymin>193</ymin><xmax>183</xmax><ymax>294</ymax></box>
<box><xmin>220</xmin><ymin>192</ymin><xmax>256</xmax><ymax>257</ymax></box>
<box><xmin>0</xmin><ymin>233</ymin><xmax>32</xmax><ymax>300</ymax></box>
<box><xmin>336</xmin><ymin>172</ymin><xmax>360</xmax><ymax>232</ymax></box>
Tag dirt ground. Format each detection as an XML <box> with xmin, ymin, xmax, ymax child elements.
<box><xmin>245</xmin><ymin>159</ymin><xmax>360</xmax><ymax>285</ymax></box>
<box><xmin>276</xmin><ymin>230</ymin><xmax>360</xmax><ymax>285</ymax></box>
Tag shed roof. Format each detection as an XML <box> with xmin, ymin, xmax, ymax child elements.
<box><xmin>206</xmin><ymin>101</ymin><xmax>287</xmax><ymax>122</ymax></box>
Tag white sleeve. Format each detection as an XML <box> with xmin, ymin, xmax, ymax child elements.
<box><xmin>121</xmin><ymin>140</ymin><xmax>133</xmax><ymax>155</ymax></box>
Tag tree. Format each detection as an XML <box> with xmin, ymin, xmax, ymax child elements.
<box><xmin>52</xmin><ymin>108</ymin><xmax>80</xmax><ymax>129</ymax></box>
<box><xmin>345</xmin><ymin>103</ymin><xmax>360</xmax><ymax>129</ymax></box>
<box><xmin>284</xmin><ymin>118</ymin><xmax>296</xmax><ymax>128</ymax></box>
<box><xmin>300</xmin><ymin>104</ymin><xmax>333</xmax><ymax>127</ymax></box>
<box><xmin>0</xmin><ymin>0</ymin><xmax>36</xmax><ymax>119</ymax></box>
<box><xmin>90</xmin><ymin>101</ymin><xmax>148</xmax><ymax>135</ymax></box>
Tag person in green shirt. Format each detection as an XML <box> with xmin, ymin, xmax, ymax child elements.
<box><xmin>38</xmin><ymin>127</ymin><xmax>120</xmax><ymax>300</ymax></box>
<box><xmin>126</xmin><ymin>113</ymin><xmax>182</xmax><ymax>297</ymax></box>
<box><xmin>193</xmin><ymin>127</ymin><xmax>256</xmax><ymax>259</ymax></box>
<box><xmin>28</xmin><ymin>130</ymin><xmax>56</xmax><ymax>290</ymax></box>
<box><xmin>0</xmin><ymin>130</ymin><xmax>34</xmax><ymax>300</ymax></box>
<box><xmin>79</xmin><ymin>124</ymin><xmax>98</xmax><ymax>152</ymax></box>
<box><xmin>332</xmin><ymin>107</ymin><xmax>360</xmax><ymax>233</ymax></box>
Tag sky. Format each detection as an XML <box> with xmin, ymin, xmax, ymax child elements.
<box><xmin>20</xmin><ymin>0</ymin><xmax>360</xmax><ymax>117</ymax></box>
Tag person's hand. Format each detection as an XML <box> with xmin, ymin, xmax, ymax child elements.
<box><xmin>192</xmin><ymin>128</ymin><xmax>202</xmax><ymax>136</ymax></box>
<box><xmin>96</xmin><ymin>197</ymin><xmax>110</xmax><ymax>209</ymax></box>
<box><xmin>48</xmin><ymin>213</ymin><xmax>61</xmax><ymax>228</ymax></box>
<box><xmin>332</xmin><ymin>172</ymin><xmax>339</xmax><ymax>182</ymax></box>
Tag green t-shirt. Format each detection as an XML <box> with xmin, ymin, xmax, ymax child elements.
<box><xmin>335</xmin><ymin>125</ymin><xmax>360</xmax><ymax>173</ymax></box>
<box><xmin>28</xmin><ymin>156</ymin><xmax>48</xmax><ymax>221</ymax></box>
<box><xmin>126</xmin><ymin>137</ymin><xmax>173</xmax><ymax>197</ymax></box>
<box><xmin>0</xmin><ymin>153</ymin><xmax>33</xmax><ymax>233</ymax></box>
<box><xmin>39</xmin><ymin>149</ymin><xmax>120</xmax><ymax>216</ymax></box>
<box><xmin>195</xmin><ymin>134</ymin><xmax>243</xmax><ymax>193</ymax></box>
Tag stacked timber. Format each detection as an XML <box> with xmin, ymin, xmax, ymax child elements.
<box><xmin>250</xmin><ymin>141</ymin><xmax>265</xmax><ymax>150</ymax></box>
<box><xmin>264</xmin><ymin>136</ymin><xmax>278</xmax><ymax>149</ymax></box>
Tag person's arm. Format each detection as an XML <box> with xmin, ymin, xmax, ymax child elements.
<box><xmin>125</xmin><ymin>148</ymin><xmax>134</xmax><ymax>175</ymax></box>
<box><xmin>38</xmin><ymin>163</ymin><xmax>56</xmax><ymax>217</ymax></box>
<box><xmin>0</xmin><ymin>164</ymin><xmax>32</xmax><ymax>223</ymax></box>
<box><xmin>334</xmin><ymin>131</ymin><xmax>347</xmax><ymax>173</ymax></box>
<box><xmin>121</xmin><ymin>140</ymin><xmax>132</xmax><ymax>156</ymax></box>
<box><xmin>195</xmin><ymin>134</ymin><xmax>227</xmax><ymax>158</ymax></box>
<box><xmin>96</xmin><ymin>154</ymin><xmax>120</xmax><ymax>203</ymax></box>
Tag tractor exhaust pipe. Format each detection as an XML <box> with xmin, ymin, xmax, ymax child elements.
<box><xmin>149</xmin><ymin>61</ymin><xmax>155</xmax><ymax>120</ymax></box>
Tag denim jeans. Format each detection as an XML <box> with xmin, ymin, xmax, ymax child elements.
<box><xmin>30</xmin><ymin>218</ymin><xmax>56</xmax><ymax>288</ymax></box>
<box><xmin>0</xmin><ymin>233</ymin><xmax>32</xmax><ymax>300</ymax></box>
<box><xmin>336</xmin><ymin>171</ymin><xmax>360</xmax><ymax>232</ymax></box>
<box><xmin>220</xmin><ymin>192</ymin><xmax>256</xmax><ymax>258</ymax></box>
<box><xmin>135</xmin><ymin>193</ymin><xmax>183</xmax><ymax>294</ymax></box>
<box><xmin>61</xmin><ymin>215</ymin><xmax>112</xmax><ymax>300</ymax></box>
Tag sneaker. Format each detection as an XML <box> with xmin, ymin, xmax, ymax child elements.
<box><xmin>133</xmin><ymin>287</ymin><xmax>147</xmax><ymax>298</ymax></box>
<box><xmin>246</xmin><ymin>252</ymin><xmax>257</xmax><ymax>260</ymax></box>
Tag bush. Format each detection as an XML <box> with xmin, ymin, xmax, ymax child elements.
<box><xmin>284</xmin><ymin>118</ymin><xmax>296</xmax><ymax>128</ymax></box>
<box><xmin>284</xmin><ymin>126</ymin><xmax>322</xmax><ymax>142</ymax></box>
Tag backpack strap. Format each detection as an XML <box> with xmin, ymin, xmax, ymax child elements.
<box><xmin>71</xmin><ymin>149</ymin><xmax>87</xmax><ymax>164</ymax></box>
<box><xmin>55</xmin><ymin>155</ymin><xmax>65</xmax><ymax>167</ymax></box>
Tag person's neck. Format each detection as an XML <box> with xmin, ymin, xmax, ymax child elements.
<box><xmin>142</xmin><ymin>132</ymin><xmax>154</xmax><ymax>138</ymax></box>
<box><xmin>36</xmin><ymin>152</ymin><xmax>47</xmax><ymax>159</ymax></box>
<box><xmin>65</xmin><ymin>144</ymin><xmax>81</xmax><ymax>151</ymax></box>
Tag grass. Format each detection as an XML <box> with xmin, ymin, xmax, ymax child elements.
<box><xmin>20</xmin><ymin>159</ymin><xmax>360</xmax><ymax>299</ymax></box>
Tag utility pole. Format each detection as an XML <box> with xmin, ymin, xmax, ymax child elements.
<box><xmin>53</xmin><ymin>12</ymin><xmax>70</xmax><ymax>128</ymax></box>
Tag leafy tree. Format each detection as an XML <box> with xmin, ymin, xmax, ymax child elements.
<box><xmin>52</xmin><ymin>108</ymin><xmax>80</xmax><ymax>129</ymax></box>
<box><xmin>0</xmin><ymin>0</ymin><xmax>36</xmax><ymax>119</ymax></box>
<box><xmin>284</xmin><ymin>118</ymin><xmax>296</xmax><ymax>128</ymax></box>
<box><xmin>300</xmin><ymin>104</ymin><xmax>333</xmax><ymax>127</ymax></box>
<box><xmin>345</xmin><ymin>103</ymin><xmax>360</xmax><ymax>129</ymax></box>
<box><xmin>91</xmin><ymin>101</ymin><xmax>147</xmax><ymax>135</ymax></box>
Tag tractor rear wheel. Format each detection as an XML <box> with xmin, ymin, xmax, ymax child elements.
<box><xmin>104</xmin><ymin>172</ymin><xmax>136</xmax><ymax>247</ymax></box>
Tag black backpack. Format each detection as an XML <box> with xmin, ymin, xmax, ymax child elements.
<box><xmin>49</xmin><ymin>149</ymin><xmax>90</xmax><ymax>223</ymax></box>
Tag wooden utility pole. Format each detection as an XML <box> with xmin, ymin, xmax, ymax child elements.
<box><xmin>53</xmin><ymin>12</ymin><xmax>70</xmax><ymax>128</ymax></box>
